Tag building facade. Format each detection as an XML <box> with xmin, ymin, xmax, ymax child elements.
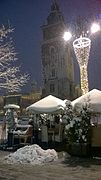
<box><xmin>41</xmin><ymin>1</ymin><xmax>76</xmax><ymax>100</ymax></box>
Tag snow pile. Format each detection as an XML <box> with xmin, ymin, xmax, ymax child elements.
<box><xmin>5</xmin><ymin>144</ymin><xmax>58</xmax><ymax>165</ymax></box>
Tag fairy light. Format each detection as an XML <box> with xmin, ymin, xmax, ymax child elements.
<box><xmin>64</xmin><ymin>22</ymin><xmax>100</xmax><ymax>95</ymax></box>
<box><xmin>73</xmin><ymin>37</ymin><xmax>91</xmax><ymax>95</ymax></box>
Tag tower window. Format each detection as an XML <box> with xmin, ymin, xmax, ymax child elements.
<box><xmin>51</xmin><ymin>68</ymin><xmax>55</xmax><ymax>77</ymax></box>
<box><xmin>50</xmin><ymin>84</ymin><xmax>55</xmax><ymax>93</ymax></box>
<box><xmin>50</xmin><ymin>47</ymin><xmax>55</xmax><ymax>61</ymax></box>
<box><xmin>44</xmin><ymin>79</ymin><xmax>46</xmax><ymax>84</ymax></box>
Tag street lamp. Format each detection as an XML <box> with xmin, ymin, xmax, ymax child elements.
<box><xmin>63</xmin><ymin>22</ymin><xmax>100</xmax><ymax>95</ymax></box>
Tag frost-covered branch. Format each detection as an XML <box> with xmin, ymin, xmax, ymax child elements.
<box><xmin>0</xmin><ymin>25</ymin><xmax>29</xmax><ymax>93</ymax></box>
<box><xmin>0</xmin><ymin>25</ymin><xmax>13</xmax><ymax>39</ymax></box>
<box><xmin>0</xmin><ymin>74</ymin><xmax>29</xmax><ymax>92</ymax></box>
<box><xmin>0</xmin><ymin>42</ymin><xmax>16</xmax><ymax>65</ymax></box>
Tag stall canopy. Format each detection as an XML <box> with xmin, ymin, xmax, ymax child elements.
<box><xmin>26</xmin><ymin>95</ymin><xmax>66</xmax><ymax>114</ymax></box>
<box><xmin>72</xmin><ymin>89</ymin><xmax>101</xmax><ymax>113</ymax></box>
<box><xmin>4</xmin><ymin>104</ymin><xmax>20</xmax><ymax>109</ymax></box>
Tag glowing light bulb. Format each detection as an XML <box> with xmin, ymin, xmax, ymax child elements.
<box><xmin>63</xmin><ymin>31</ymin><xmax>72</xmax><ymax>41</ymax></box>
<box><xmin>91</xmin><ymin>23</ymin><xmax>100</xmax><ymax>34</ymax></box>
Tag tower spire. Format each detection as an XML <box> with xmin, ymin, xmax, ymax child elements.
<box><xmin>52</xmin><ymin>0</ymin><xmax>58</xmax><ymax>4</ymax></box>
<box><xmin>46</xmin><ymin>0</ymin><xmax>64</xmax><ymax>24</ymax></box>
<box><xmin>51</xmin><ymin>0</ymin><xmax>60</xmax><ymax>11</ymax></box>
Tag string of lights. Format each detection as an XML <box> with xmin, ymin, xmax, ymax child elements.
<box><xmin>63</xmin><ymin>22</ymin><xmax>100</xmax><ymax>95</ymax></box>
<box><xmin>73</xmin><ymin>37</ymin><xmax>91</xmax><ymax>94</ymax></box>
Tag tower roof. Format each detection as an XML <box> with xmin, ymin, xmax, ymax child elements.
<box><xmin>47</xmin><ymin>0</ymin><xmax>64</xmax><ymax>25</ymax></box>
<box><xmin>51</xmin><ymin>0</ymin><xmax>60</xmax><ymax>11</ymax></box>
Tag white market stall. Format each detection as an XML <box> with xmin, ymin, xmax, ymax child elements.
<box><xmin>26</xmin><ymin>95</ymin><xmax>66</xmax><ymax>114</ymax></box>
<box><xmin>72</xmin><ymin>89</ymin><xmax>101</xmax><ymax>113</ymax></box>
<box><xmin>72</xmin><ymin>89</ymin><xmax>101</xmax><ymax>147</ymax></box>
<box><xmin>26</xmin><ymin>95</ymin><xmax>66</xmax><ymax>143</ymax></box>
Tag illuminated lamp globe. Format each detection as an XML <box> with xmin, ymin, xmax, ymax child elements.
<box><xmin>91</xmin><ymin>23</ymin><xmax>100</xmax><ymax>34</ymax></box>
<box><xmin>63</xmin><ymin>31</ymin><xmax>72</xmax><ymax>41</ymax></box>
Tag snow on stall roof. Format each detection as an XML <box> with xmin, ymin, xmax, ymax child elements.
<box><xmin>4</xmin><ymin>144</ymin><xmax>58</xmax><ymax>165</ymax></box>
<box><xmin>72</xmin><ymin>89</ymin><xmax>101</xmax><ymax>113</ymax></box>
<box><xmin>26</xmin><ymin>95</ymin><xmax>66</xmax><ymax>113</ymax></box>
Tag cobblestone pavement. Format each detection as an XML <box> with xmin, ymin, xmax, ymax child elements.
<box><xmin>0</xmin><ymin>151</ymin><xmax>101</xmax><ymax>180</ymax></box>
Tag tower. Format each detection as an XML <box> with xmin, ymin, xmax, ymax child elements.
<box><xmin>41</xmin><ymin>1</ymin><xmax>75</xmax><ymax>99</ymax></box>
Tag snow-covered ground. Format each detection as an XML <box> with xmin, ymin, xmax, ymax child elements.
<box><xmin>4</xmin><ymin>144</ymin><xmax>58</xmax><ymax>165</ymax></box>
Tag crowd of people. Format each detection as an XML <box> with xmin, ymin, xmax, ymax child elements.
<box><xmin>0</xmin><ymin>108</ymin><xmax>66</xmax><ymax>148</ymax></box>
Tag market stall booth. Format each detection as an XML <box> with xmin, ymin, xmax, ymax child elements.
<box><xmin>26</xmin><ymin>95</ymin><xmax>66</xmax><ymax>145</ymax></box>
<box><xmin>0</xmin><ymin>104</ymin><xmax>20</xmax><ymax>148</ymax></box>
<box><xmin>26</xmin><ymin>95</ymin><xmax>66</xmax><ymax>114</ymax></box>
<box><xmin>72</xmin><ymin>89</ymin><xmax>101</xmax><ymax>114</ymax></box>
<box><xmin>72</xmin><ymin>89</ymin><xmax>101</xmax><ymax>154</ymax></box>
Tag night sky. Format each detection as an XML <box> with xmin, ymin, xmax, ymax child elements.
<box><xmin>0</xmin><ymin>0</ymin><xmax>101</xmax><ymax>94</ymax></box>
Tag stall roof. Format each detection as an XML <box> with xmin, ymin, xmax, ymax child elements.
<box><xmin>26</xmin><ymin>95</ymin><xmax>66</xmax><ymax>114</ymax></box>
<box><xmin>72</xmin><ymin>89</ymin><xmax>101</xmax><ymax>113</ymax></box>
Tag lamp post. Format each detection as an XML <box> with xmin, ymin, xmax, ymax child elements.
<box><xmin>63</xmin><ymin>22</ymin><xmax>100</xmax><ymax>95</ymax></box>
